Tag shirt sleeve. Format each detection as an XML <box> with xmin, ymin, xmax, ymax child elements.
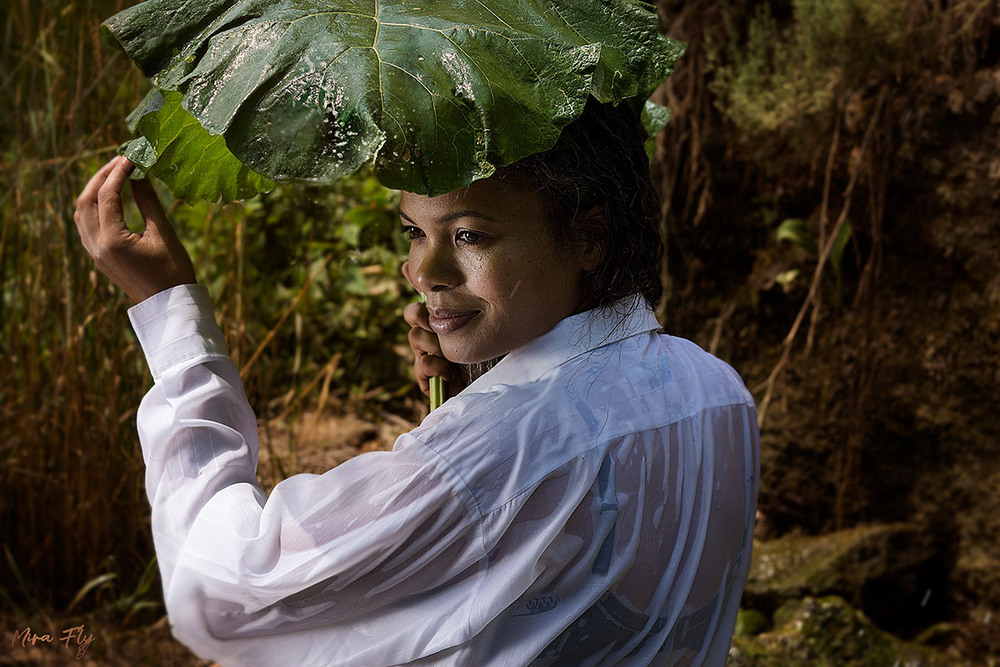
<box><xmin>128</xmin><ymin>285</ymin><xmax>486</xmax><ymax>666</ymax></box>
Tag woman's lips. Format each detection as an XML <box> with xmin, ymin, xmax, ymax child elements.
<box><xmin>428</xmin><ymin>308</ymin><xmax>480</xmax><ymax>335</ymax></box>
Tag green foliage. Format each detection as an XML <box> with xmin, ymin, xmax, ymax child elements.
<box><xmin>776</xmin><ymin>218</ymin><xmax>818</xmax><ymax>256</ymax></box>
<box><xmin>827</xmin><ymin>220</ymin><xmax>853</xmax><ymax>297</ymax></box>
<box><xmin>642</xmin><ymin>99</ymin><xmax>673</xmax><ymax>159</ymax></box>
<box><xmin>169</xmin><ymin>170</ymin><xmax>414</xmax><ymax>415</ymax></box>
<box><xmin>769</xmin><ymin>213</ymin><xmax>853</xmax><ymax>302</ymax></box>
<box><xmin>123</xmin><ymin>90</ymin><xmax>275</xmax><ymax>202</ymax></box>
<box><xmin>103</xmin><ymin>0</ymin><xmax>683</xmax><ymax>200</ymax></box>
<box><xmin>67</xmin><ymin>556</ymin><xmax>161</xmax><ymax>625</ymax></box>
<box><xmin>708</xmin><ymin>4</ymin><xmax>837</xmax><ymax>136</ymax></box>
<box><xmin>708</xmin><ymin>0</ymin><xmax>911</xmax><ymax>136</ymax></box>
<box><xmin>773</xmin><ymin>216</ymin><xmax>853</xmax><ymax>302</ymax></box>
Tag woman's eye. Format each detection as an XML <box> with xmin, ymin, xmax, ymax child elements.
<box><xmin>456</xmin><ymin>230</ymin><xmax>485</xmax><ymax>245</ymax></box>
<box><xmin>401</xmin><ymin>225</ymin><xmax>424</xmax><ymax>241</ymax></box>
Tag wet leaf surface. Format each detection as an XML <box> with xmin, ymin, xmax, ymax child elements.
<box><xmin>103</xmin><ymin>0</ymin><xmax>682</xmax><ymax>199</ymax></box>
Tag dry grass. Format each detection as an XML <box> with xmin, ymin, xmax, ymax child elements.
<box><xmin>0</xmin><ymin>0</ymin><xmax>413</xmax><ymax>636</ymax></box>
<box><xmin>1</xmin><ymin>0</ymin><xmax>162</xmax><ymax>618</ymax></box>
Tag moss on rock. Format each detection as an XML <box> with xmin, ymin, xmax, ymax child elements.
<box><xmin>743</xmin><ymin>522</ymin><xmax>948</xmax><ymax>636</ymax></box>
<box><xmin>729</xmin><ymin>596</ymin><xmax>959</xmax><ymax>666</ymax></box>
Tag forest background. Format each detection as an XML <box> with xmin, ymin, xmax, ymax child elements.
<box><xmin>2</xmin><ymin>0</ymin><xmax>998</xmax><ymax>664</ymax></box>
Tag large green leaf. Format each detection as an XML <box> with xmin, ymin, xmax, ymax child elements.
<box><xmin>121</xmin><ymin>89</ymin><xmax>275</xmax><ymax>203</ymax></box>
<box><xmin>104</xmin><ymin>0</ymin><xmax>683</xmax><ymax>199</ymax></box>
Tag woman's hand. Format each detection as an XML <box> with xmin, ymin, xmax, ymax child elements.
<box><xmin>402</xmin><ymin>298</ymin><xmax>464</xmax><ymax>397</ymax></box>
<box><xmin>74</xmin><ymin>156</ymin><xmax>197</xmax><ymax>303</ymax></box>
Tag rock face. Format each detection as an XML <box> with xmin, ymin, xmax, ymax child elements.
<box><xmin>656</xmin><ymin>4</ymin><xmax>1000</xmax><ymax>659</ymax></box>
<box><xmin>743</xmin><ymin>523</ymin><xmax>949</xmax><ymax>636</ymax></box>
<box><xmin>729</xmin><ymin>596</ymin><xmax>958</xmax><ymax>666</ymax></box>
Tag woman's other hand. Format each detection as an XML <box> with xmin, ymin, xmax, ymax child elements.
<box><xmin>74</xmin><ymin>156</ymin><xmax>197</xmax><ymax>303</ymax></box>
<box><xmin>402</xmin><ymin>299</ymin><xmax>464</xmax><ymax>397</ymax></box>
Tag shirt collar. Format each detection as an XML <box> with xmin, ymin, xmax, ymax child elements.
<box><xmin>462</xmin><ymin>294</ymin><xmax>661</xmax><ymax>394</ymax></box>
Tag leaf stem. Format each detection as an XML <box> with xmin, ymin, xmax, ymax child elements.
<box><xmin>418</xmin><ymin>293</ymin><xmax>447</xmax><ymax>411</ymax></box>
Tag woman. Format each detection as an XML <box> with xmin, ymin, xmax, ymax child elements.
<box><xmin>74</xmin><ymin>100</ymin><xmax>759</xmax><ymax>666</ymax></box>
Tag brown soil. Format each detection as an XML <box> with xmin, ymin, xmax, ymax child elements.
<box><xmin>256</xmin><ymin>412</ymin><xmax>416</xmax><ymax>488</ymax></box>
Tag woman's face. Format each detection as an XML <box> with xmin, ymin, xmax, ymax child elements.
<box><xmin>400</xmin><ymin>178</ymin><xmax>595</xmax><ymax>364</ymax></box>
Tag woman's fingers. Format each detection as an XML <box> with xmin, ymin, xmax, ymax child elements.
<box><xmin>403</xmin><ymin>301</ymin><xmax>431</xmax><ymax>331</ymax></box>
<box><xmin>73</xmin><ymin>157</ymin><xmax>197</xmax><ymax>303</ymax></box>
<box><xmin>404</xmin><ymin>301</ymin><xmax>448</xmax><ymax>362</ymax></box>
<box><xmin>131</xmin><ymin>177</ymin><xmax>193</xmax><ymax>270</ymax></box>
<box><xmin>415</xmin><ymin>345</ymin><xmax>460</xmax><ymax>379</ymax></box>
<box><xmin>131</xmin><ymin>176</ymin><xmax>169</xmax><ymax>235</ymax></box>
<box><xmin>74</xmin><ymin>157</ymin><xmax>122</xmax><ymax>251</ymax></box>
<box><xmin>408</xmin><ymin>324</ymin><xmax>461</xmax><ymax>385</ymax></box>
<box><xmin>403</xmin><ymin>300</ymin><xmax>461</xmax><ymax>393</ymax></box>
<box><xmin>415</xmin><ymin>354</ymin><xmax>460</xmax><ymax>393</ymax></box>
<box><xmin>414</xmin><ymin>354</ymin><xmax>459</xmax><ymax>395</ymax></box>
<box><xmin>408</xmin><ymin>326</ymin><xmax>459</xmax><ymax>382</ymax></box>
<box><xmin>407</xmin><ymin>320</ymin><xmax>443</xmax><ymax>358</ymax></box>
<box><xmin>96</xmin><ymin>155</ymin><xmax>134</xmax><ymax>233</ymax></box>
<box><xmin>76</xmin><ymin>157</ymin><xmax>120</xmax><ymax>211</ymax></box>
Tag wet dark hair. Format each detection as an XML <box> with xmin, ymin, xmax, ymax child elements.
<box><xmin>496</xmin><ymin>98</ymin><xmax>663</xmax><ymax>312</ymax></box>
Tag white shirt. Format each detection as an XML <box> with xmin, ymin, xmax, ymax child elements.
<box><xmin>129</xmin><ymin>285</ymin><xmax>759</xmax><ymax>667</ymax></box>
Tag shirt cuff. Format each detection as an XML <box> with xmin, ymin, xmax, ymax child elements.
<box><xmin>127</xmin><ymin>284</ymin><xmax>230</xmax><ymax>382</ymax></box>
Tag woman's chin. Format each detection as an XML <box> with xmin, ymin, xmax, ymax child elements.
<box><xmin>443</xmin><ymin>348</ymin><xmax>487</xmax><ymax>366</ymax></box>
<box><xmin>441</xmin><ymin>341</ymin><xmax>505</xmax><ymax>367</ymax></box>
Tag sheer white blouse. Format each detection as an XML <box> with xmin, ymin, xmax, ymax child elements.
<box><xmin>128</xmin><ymin>285</ymin><xmax>759</xmax><ymax>666</ymax></box>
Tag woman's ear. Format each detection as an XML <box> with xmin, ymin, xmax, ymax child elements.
<box><xmin>575</xmin><ymin>204</ymin><xmax>608</xmax><ymax>272</ymax></box>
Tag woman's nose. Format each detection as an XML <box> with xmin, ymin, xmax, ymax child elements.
<box><xmin>412</xmin><ymin>243</ymin><xmax>462</xmax><ymax>292</ymax></box>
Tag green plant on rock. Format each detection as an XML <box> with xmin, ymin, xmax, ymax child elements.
<box><xmin>729</xmin><ymin>596</ymin><xmax>955</xmax><ymax>666</ymax></box>
<box><xmin>708</xmin><ymin>0</ymin><xmax>911</xmax><ymax>138</ymax></box>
